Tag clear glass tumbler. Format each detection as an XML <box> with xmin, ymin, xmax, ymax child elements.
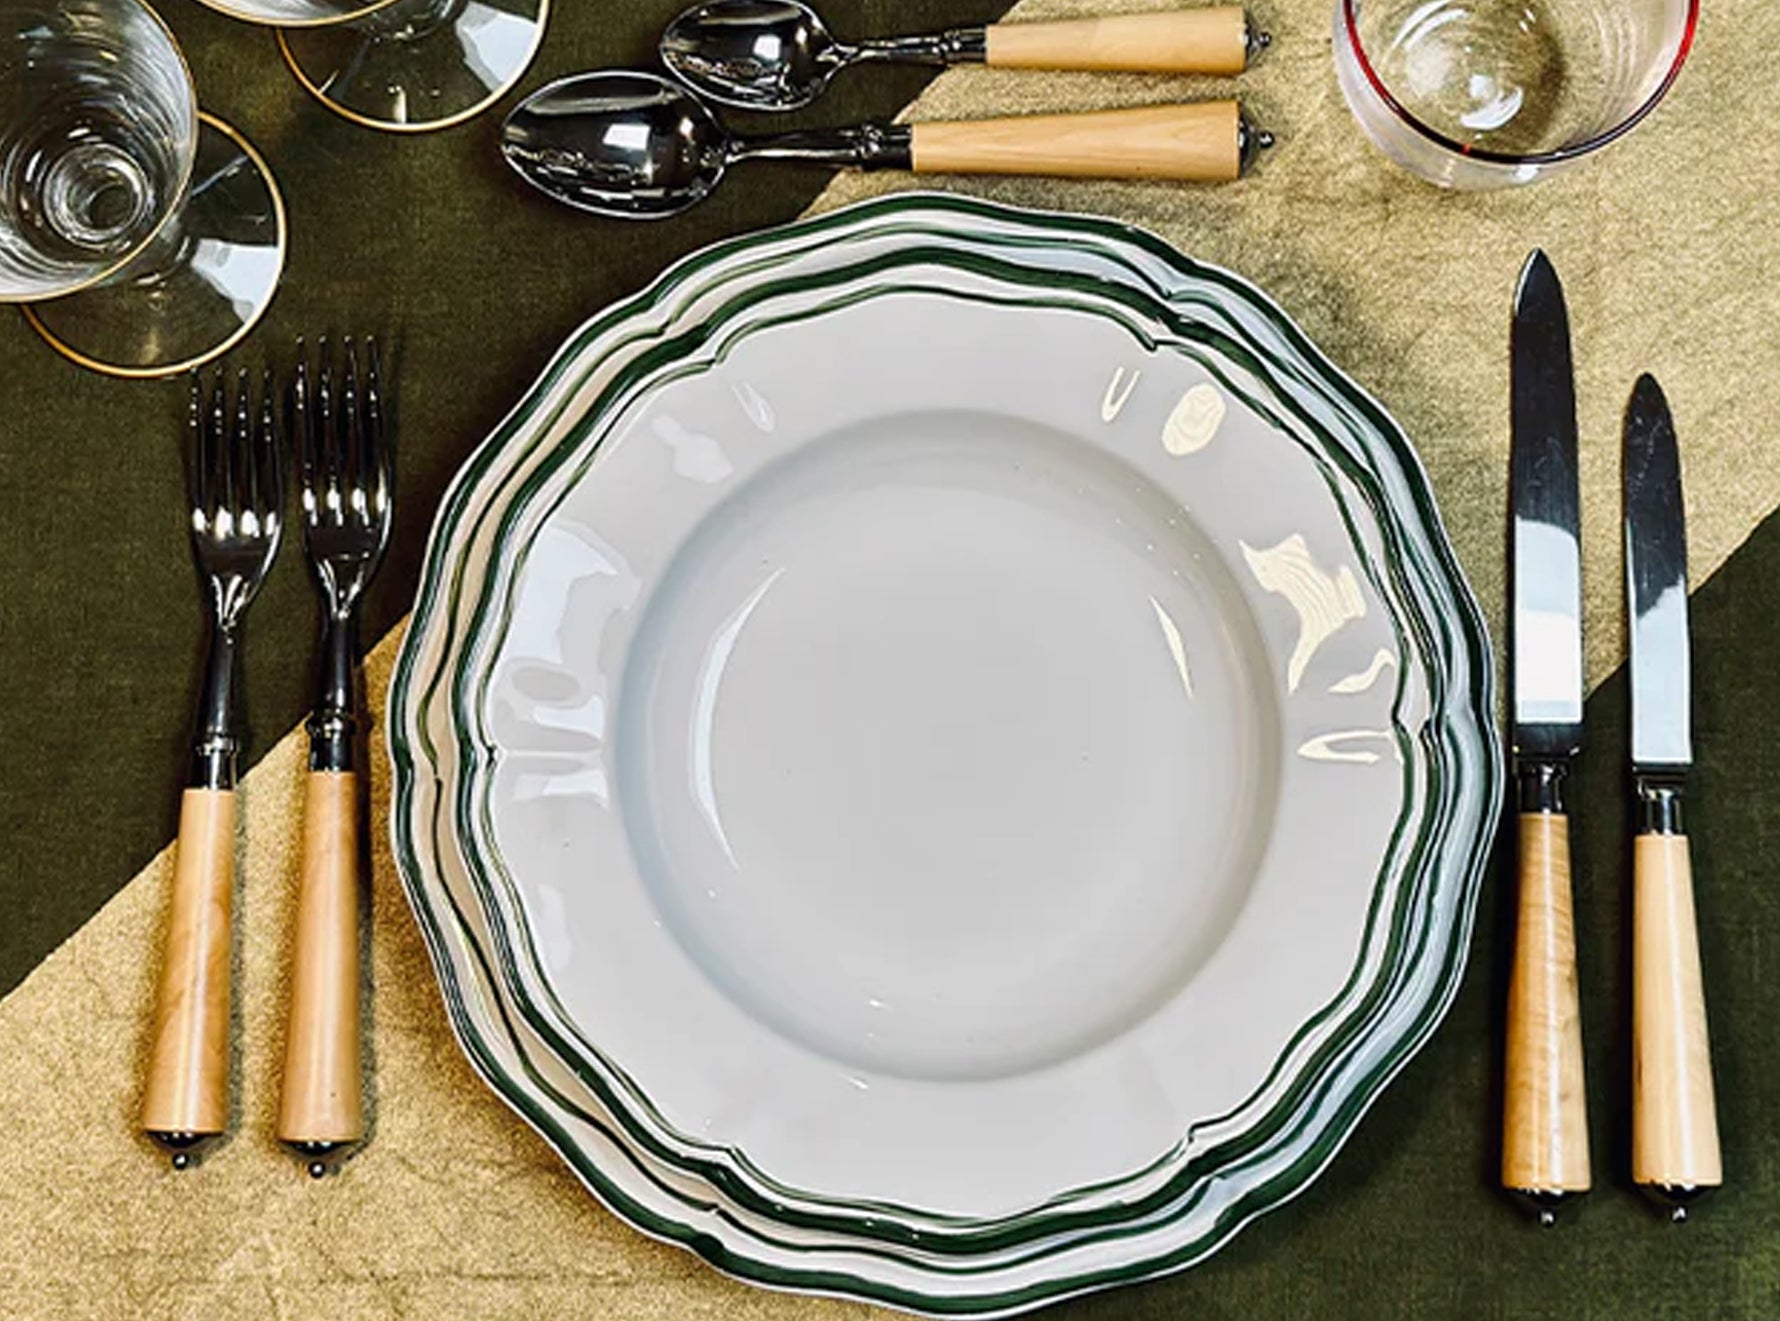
<box><xmin>0</xmin><ymin>0</ymin><xmax>286</xmax><ymax>376</ymax></box>
<box><xmin>1334</xmin><ymin>0</ymin><xmax>1699</xmax><ymax>189</ymax></box>
<box><xmin>194</xmin><ymin>0</ymin><xmax>550</xmax><ymax>133</ymax></box>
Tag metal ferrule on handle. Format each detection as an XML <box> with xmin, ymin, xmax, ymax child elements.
<box><xmin>308</xmin><ymin>612</ymin><xmax>359</xmax><ymax>773</ymax></box>
<box><xmin>1634</xmin><ymin>770</ymin><xmax>1686</xmax><ymax>836</ymax></box>
<box><xmin>1517</xmin><ymin>757</ymin><xmax>1569</xmax><ymax>814</ymax></box>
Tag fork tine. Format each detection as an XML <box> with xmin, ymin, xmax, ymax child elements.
<box><xmin>235</xmin><ymin>368</ymin><xmax>257</xmax><ymax>523</ymax></box>
<box><xmin>341</xmin><ymin>336</ymin><xmax>364</xmax><ymax>517</ymax></box>
<box><xmin>292</xmin><ymin>339</ymin><xmax>315</xmax><ymax>517</ymax></box>
<box><xmin>257</xmin><ymin>367</ymin><xmax>282</xmax><ymax>526</ymax></box>
<box><xmin>364</xmin><ymin>336</ymin><xmax>390</xmax><ymax>521</ymax></box>
<box><xmin>187</xmin><ymin>371</ymin><xmax>208</xmax><ymax>519</ymax></box>
<box><xmin>207</xmin><ymin>371</ymin><xmax>229</xmax><ymax>522</ymax></box>
<box><xmin>323</xmin><ymin>336</ymin><xmax>343</xmax><ymax>525</ymax></box>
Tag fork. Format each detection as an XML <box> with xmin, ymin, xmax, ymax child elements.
<box><xmin>277</xmin><ymin>338</ymin><xmax>392</xmax><ymax>1176</ymax></box>
<box><xmin>142</xmin><ymin>371</ymin><xmax>284</xmax><ymax>1167</ymax></box>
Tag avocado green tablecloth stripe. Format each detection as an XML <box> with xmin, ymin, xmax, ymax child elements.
<box><xmin>0</xmin><ymin>0</ymin><xmax>1012</xmax><ymax>999</ymax></box>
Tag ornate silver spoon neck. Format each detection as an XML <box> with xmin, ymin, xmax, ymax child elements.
<box><xmin>851</xmin><ymin>27</ymin><xmax>987</xmax><ymax>67</ymax></box>
<box><xmin>729</xmin><ymin>122</ymin><xmax>913</xmax><ymax>171</ymax></box>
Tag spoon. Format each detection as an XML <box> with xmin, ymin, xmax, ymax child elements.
<box><xmin>501</xmin><ymin>72</ymin><xmax>1270</xmax><ymax>220</ymax></box>
<box><xmin>661</xmin><ymin>1</ymin><xmax>1269</xmax><ymax>111</ymax></box>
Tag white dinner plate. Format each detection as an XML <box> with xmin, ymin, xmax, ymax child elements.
<box><xmin>389</xmin><ymin>193</ymin><xmax>1500</xmax><ymax>1312</ymax></box>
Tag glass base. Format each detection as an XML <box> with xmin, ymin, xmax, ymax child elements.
<box><xmin>24</xmin><ymin>114</ymin><xmax>286</xmax><ymax>378</ymax></box>
<box><xmin>278</xmin><ymin>0</ymin><xmax>550</xmax><ymax>133</ymax></box>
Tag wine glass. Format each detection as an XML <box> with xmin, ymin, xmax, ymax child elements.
<box><xmin>0</xmin><ymin>0</ymin><xmax>286</xmax><ymax>376</ymax></box>
<box><xmin>1334</xmin><ymin>0</ymin><xmax>1699</xmax><ymax>188</ymax></box>
<box><xmin>194</xmin><ymin>0</ymin><xmax>550</xmax><ymax>133</ymax></box>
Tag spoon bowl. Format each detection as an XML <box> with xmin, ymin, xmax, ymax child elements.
<box><xmin>661</xmin><ymin>0</ymin><xmax>845</xmax><ymax>111</ymax></box>
<box><xmin>502</xmin><ymin>73</ymin><xmax>730</xmax><ymax>219</ymax></box>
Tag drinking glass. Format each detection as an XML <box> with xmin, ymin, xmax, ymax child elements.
<box><xmin>195</xmin><ymin>0</ymin><xmax>550</xmax><ymax>133</ymax></box>
<box><xmin>1334</xmin><ymin>0</ymin><xmax>1699</xmax><ymax>189</ymax></box>
<box><xmin>0</xmin><ymin>0</ymin><xmax>285</xmax><ymax>376</ymax></box>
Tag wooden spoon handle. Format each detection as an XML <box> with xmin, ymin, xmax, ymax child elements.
<box><xmin>142</xmin><ymin>788</ymin><xmax>235</xmax><ymax>1144</ymax></box>
<box><xmin>277</xmin><ymin>770</ymin><xmax>364</xmax><ymax>1151</ymax></box>
<box><xmin>911</xmin><ymin>101</ymin><xmax>1244</xmax><ymax>183</ymax></box>
<box><xmin>986</xmin><ymin>8</ymin><xmax>1252</xmax><ymax>75</ymax></box>
<box><xmin>1633</xmin><ymin>831</ymin><xmax>1721</xmax><ymax>1200</ymax></box>
<box><xmin>1502</xmin><ymin>810</ymin><xmax>1592</xmax><ymax>1209</ymax></box>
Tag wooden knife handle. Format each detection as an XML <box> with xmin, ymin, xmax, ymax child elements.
<box><xmin>1502</xmin><ymin>810</ymin><xmax>1592</xmax><ymax>1211</ymax></box>
<box><xmin>142</xmin><ymin>788</ymin><xmax>235</xmax><ymax>1147</ymax></box>
<box><xmin>277</xmin><ymin>770</ymin><xmax>364</xmax><ymax>1153</ymax></box>
<box><xmin>1633</xmin><ymin>831</ymin><xmax>1721</xmax><ymax>1205</ymax></box>
<box><xmin>985</xmin><ymin>8</ymin><xmax>1252</xmax><ymax>75</ymax></box>
<box><xmin>911</xmin><ymin>101</ymin><xmax>1244</xmax><ymax>183</ymax></box>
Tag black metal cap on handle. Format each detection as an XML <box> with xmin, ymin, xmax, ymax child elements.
<box><xmin>1645</xmin><ymin>1184</ymin><xmax>1712</xmax><ymax>1222</ymax></box>
<box><xmin>287</xmin><ymin>1138</ymin><xmax>350</xmax><ymax>1180</ymax></box>
<box><xmin>148</xmin><ymin>1129</ymin><xmax>212</xmax><ymax>1171</ymax></box>
<box><xmin>1238</xmin><ymin>113</ymin><xmax>1276</xmax><ymax>172</ymax></box>
<box><xmin>1508</xmin><ymin>1186</ymin><xmax>1578</xmax><ymax>1228</ymax></box>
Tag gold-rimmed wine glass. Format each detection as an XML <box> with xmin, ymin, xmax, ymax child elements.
<box><xmin>195</xmin><ymin>0</ymin><xmax>550</xmax><ymax>133</ymax></box>
<box><xmin>0</xmin><ymin>0</ymin><xmax>286</xmax><ymax>376</ymax></box>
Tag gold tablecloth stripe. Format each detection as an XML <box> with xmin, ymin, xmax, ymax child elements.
<box><xmin>0</xmin><ymin>629</ymin><xmax>882</xmax><ymax>1321</ymax></box>
<box><xmin>8</xmin><ymin>1</ymin><xmax>1780</xmax><ymax>1315</ymax></box>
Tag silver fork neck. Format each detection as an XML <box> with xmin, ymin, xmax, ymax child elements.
<box><xmin>189</xmin><ymin>621</ymin><xmax>241</xmax><ymax>790</ymax></box>
<box><xmin>308</xmin><ymin>610</ymin><xmax>360</xmax><ymax>773</ymax></box>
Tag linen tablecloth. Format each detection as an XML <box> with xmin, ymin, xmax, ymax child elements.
<box><xmin>2</xmin><ymin>2</ymin><xmax>1777</xmax><ymax>1316</ymax></box>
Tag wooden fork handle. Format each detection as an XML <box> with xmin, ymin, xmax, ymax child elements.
<box><xmin>277</xmin><ymin>770</ymin><xmax>364</xmax><ymax>1150</ymax></box>
<box><xmin>985</xmin><ymin>8</ymin><xmax>1252</xmax><ymax>75</ymax></box>
<box><xmin>911</xmin><ymin>101</ymin><xmax>1245</xmax><ymax>183</ymax></box>
<box><xmin>142</xmin><ymin>788</ymin><xmax>235</xmax><ymax>1144</ymax></box>
<box><xmin>1502</xmin><ymin>809</ymin><xmax>1592</xmax><ymax>1210</ymax></box>
<box><xmin>1633</xmin><ymin>830</ymin><xmax>1721</xmax><ymax>1202</ymax></box>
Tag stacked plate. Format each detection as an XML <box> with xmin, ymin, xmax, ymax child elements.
<box><xmin>389</xmin><ymin>193</ymin><xmax>1501</xmax><ymax>1315</ymax></box>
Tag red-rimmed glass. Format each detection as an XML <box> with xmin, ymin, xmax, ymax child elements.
<box><xmin>1334</xmin><ymin>0</ymin><xmax>1699</xmax><ymax>188</ymax></box>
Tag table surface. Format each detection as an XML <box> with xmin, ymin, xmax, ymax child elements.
<box><xmin>2</xmin><ymin>2</ymin><xmax>1778</xmax><ymax>1318</ymax></box>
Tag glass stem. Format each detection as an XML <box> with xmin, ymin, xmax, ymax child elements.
<box><xmin>101</xmin><ymin>184</ymin><xmax>196</xmax><ymax>293</ymax></box>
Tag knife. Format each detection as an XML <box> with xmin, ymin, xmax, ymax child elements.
<box><xmin>1624</xmin><ymin>373</ymin><xmax>1722</xmax><ymax>1217</ymax></box>
<box><xmin>1502</xmin><ymin>250</ymin><xmax>1591</xmax><ymax>1221</ymax></box>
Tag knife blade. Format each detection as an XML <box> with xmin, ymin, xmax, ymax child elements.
<box><xmin>1626</xmin><ymin>375</ymin><xmax>1691</xmax><ymax>772</ymax></box>
<box><xmin>1624</xmin><ymin>372</ymin><xmax>1722</xmax><ymax>1214</ymax></box>
<box><xmin>1511</xmin><ymin>252</ymin><xmax>1584</xmax><ymax>756</ymax></box>
<box><xmin>1501</xmin><ymin>249</ymin><xmax>1592</xmax><ymax>1220</ymax></box>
